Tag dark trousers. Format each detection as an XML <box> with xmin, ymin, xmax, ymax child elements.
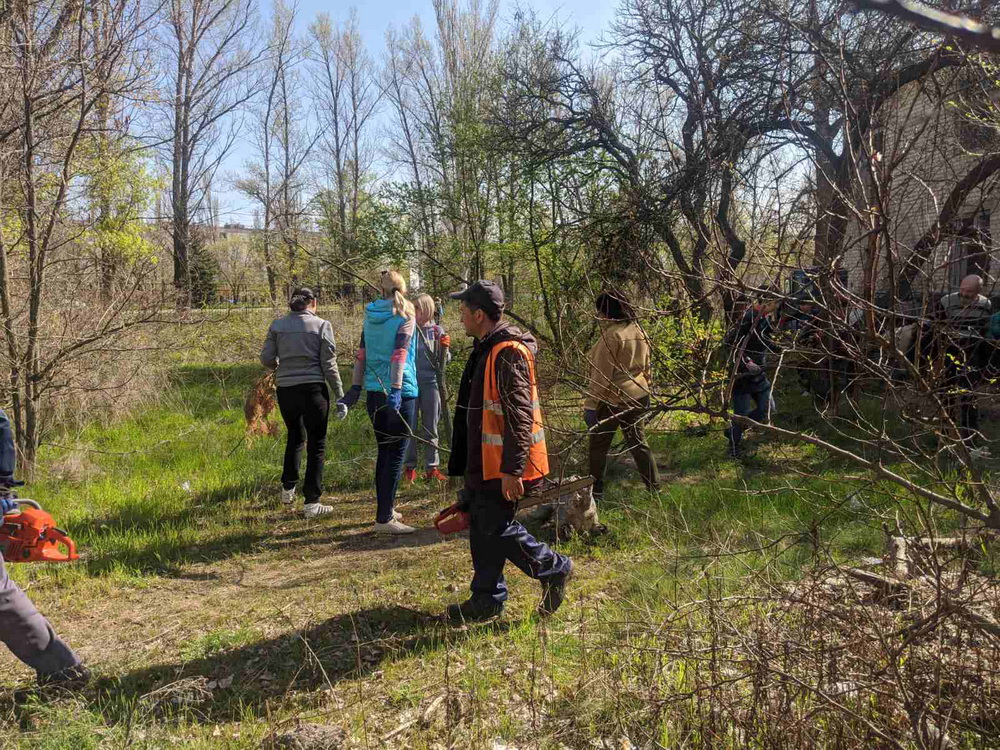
<box><xmin>366</xmin><ymin>392</ymin><xmax>417</xmax><ymax>523</ymax></box>
<box><xmin>729</xmin><ymin>383</ymin><xmax>772</xmax><ymax>449</ymax></box>
<box><xmin>277</xmin><ymin>383</ymin><xmax>330</xmax><ymax>504</ymax></box>
<box><xmin>468</xmin><ymin>484</ymin><xmax>572</xmax><ymax>605</ymax></box>
<box><xmin>0</xmin><ymin>552</ymin><xmax>81</xmax><ymax>676</ymax></box>
<box><xmin>588</xmin><ymin>397</ymin><xmax>660</xmax><ymax>495</ymax></box>
<box><xmin>0</xmin><ymin>408</ymin><xmax>15</xmax><ymax>483</ymax></box>
<box><xmin>945</xmin><ymin>369</ymin><xmax>982</xmax><ymax>444</ymax></box>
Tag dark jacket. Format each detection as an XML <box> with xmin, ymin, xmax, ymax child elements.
<box><xmin>725</xmin><ymin>307</ymin><xmax>777</xmax><ymax>394</ymax></box>
<box><xmin>448</xmin><ymin>321</ymin><xmax>539</xmax><ymax>489</ymax></box>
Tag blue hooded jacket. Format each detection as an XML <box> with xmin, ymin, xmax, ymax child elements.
<box><xmin>362</xmin><ymin>299</ymin><xmax>419</xmax><ymax>398</ymax></box>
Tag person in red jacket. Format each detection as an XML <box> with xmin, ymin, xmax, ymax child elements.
<box><xmin>445</xmin><ymin>281</ymin><xmax>573</xmax><ymax>622</ymax></box>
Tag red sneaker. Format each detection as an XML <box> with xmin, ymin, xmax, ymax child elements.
<box><xmin>403</xmin><ymin>468</ymin><xmax>418</xmax><ymax>483</ymax></box>
<box><xmin>425</xmin><ymin>468</ymin><xmax>448</xmax><ymax>483</ymax></box>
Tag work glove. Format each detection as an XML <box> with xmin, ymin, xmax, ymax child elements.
<box><xmin>335</xmin><ymin>402</ymin><xmax>349</xmax><ymax>421</ymax></box>
<box><xmin>440</xmin><ymin>334</ymin><xmax>451</xmax><ymax>349</ymax></box>
<box><xmin>0</xmin><ymin>495</ymin><xmax>18</xmax><ymax>515</ymax></box>
<box><xmin>583</xmin><ymin>409</ymin><xmax>598</xmax><ymax>429</ymax></box>
<box><xmin>338</xmin><ymin>385</ymin><xmax>361</xmax><ymax>410</ymax></box>
<box><xmin>742</xmin><ymin>357</ymin><xmax>762</xmax><ymax>375</ymax></box>
<box><xmin>387</xmin><ymin>387</ymin><xmax>402</xmax><ymax>411</ymax></box>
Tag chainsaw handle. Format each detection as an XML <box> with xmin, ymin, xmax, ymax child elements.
<box><xmin>2</xmin><ymin>499</ymin><xmax>41</xmax><ymax>514</ymax></box>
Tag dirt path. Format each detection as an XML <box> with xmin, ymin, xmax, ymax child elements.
<box><xmin>2</xmin><ymin>487</ymin><xmax>474</xmax><ymax>682</ymax></box>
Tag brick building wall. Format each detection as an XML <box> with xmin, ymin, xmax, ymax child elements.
<box><xmin>839</xmin><ymin>72</ymin><xmax>1000</xmax><ymax>300</ymax></box>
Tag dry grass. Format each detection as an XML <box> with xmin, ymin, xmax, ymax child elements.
<box><xmin>245</xmin><ymin>372</ymin><xmax>279</xmax><ymax>437</ymax></box>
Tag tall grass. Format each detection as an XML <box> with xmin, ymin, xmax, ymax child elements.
<box><xmin>2</xmin><ymin>309</ymin><xmax>988</xmax><ymax>748</ymax></box>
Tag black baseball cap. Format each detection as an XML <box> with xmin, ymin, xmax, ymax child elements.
<box><xmin>449</xmin><ymin>280</ymin><xmax>505</xmax><ymax>316</ymax></box>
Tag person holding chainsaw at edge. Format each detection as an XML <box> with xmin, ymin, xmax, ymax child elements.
<box><xmin>0</xmin><ymin>408</ymin><xmax>90</xmax><ymax>689</ymax></box>
<box><xmin>338</xmin><ymin>270</ymin><xmax>419</xmax><ymax>535</ymax></box>
<box><xmin>444</xmin><ymin>280</ymin><xmax>573</xmax><ymax>622</ymax></box>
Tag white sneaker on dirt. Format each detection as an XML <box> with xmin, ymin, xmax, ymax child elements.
<box><xmin>392</xmin><ymin>509</ymin><xmax>402</xmax><ymax>521</ymax></box>
<box><xmin>281</xmin><ymin>487</ymin><xmax>296</xmax><ymax>505</ymax></box>
<box><xmin>303</xmin><ymin>502</ymin><xmax>333</xmax><ymax>518</ymax></box>
<box><xmin>374</xmin><ymin>519</ymin><xmax>416</xmax><ymax>534</ymax></box>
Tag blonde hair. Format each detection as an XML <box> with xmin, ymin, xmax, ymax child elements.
<box><xmin>380</xmin><ymin>270</ymin><xmax>414</xmax><ymax>319</ymax></box>
<box><xmin>413</xmin><ymin>294</ymin><xmax>435</xmax><ymax>322</ymax></box>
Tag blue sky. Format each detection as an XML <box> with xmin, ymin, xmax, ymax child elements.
<box><xmin>216</xmin><ymin>0</ymin><xmax>617</xmax><ymax>224</ymax></box>
<box><xmin>283</xmin><ymin>0</ymin><xmax>615</xmax><ymax>67</ymax></box>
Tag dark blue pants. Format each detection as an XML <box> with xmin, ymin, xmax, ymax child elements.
<box><xmin>729</xmin><ymin>383</ymin><xmax>771</xmax><ymax>449</ymax></box>
<box><xmin>0</xmin><ymin>408</ymin><xmax>15</xmax><ymax>485</ymax></box>
<box><xmin>366</xmin><ymin>392</ymin><xmax>417</xmax><ymax>523</ymax></box>
<box><xmin>468</xmin><ymin>485</ymin><xmax>572</xmax><ymax>605</ymax></box>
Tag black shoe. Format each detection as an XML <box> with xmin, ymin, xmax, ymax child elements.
<box><xmin>447</xmin><ymin>597</ymin><xmax>503</xmax><ymax>623</ymax></box>
<box><xmin>37</xmin><ymin>663</ymin><xmax>91</xmax><ymax>690</ymax></box>
<box><xmin>539</xmin><ymin>560</ymin><xmax>573</xmax><ymax>617</ymax></box>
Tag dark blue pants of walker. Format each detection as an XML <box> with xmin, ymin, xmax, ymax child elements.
<box><xmin>729</xmin><ymin>382</ymin><xmax>772</xmax><ymax>449</ymax></box>
<box><xmin>467</xmin><ymin>483</ymin><xmax>572</xmax><ymax>605</ymax></box>
<box><xmin>366</xmin><ymin>391</ymin><xmax>417</xmax><ymax>524</ymax></box>
<box><xmin>0</xmin><ymin>552</ymin><xmax>82</xmax><ymax>676</ymax></box>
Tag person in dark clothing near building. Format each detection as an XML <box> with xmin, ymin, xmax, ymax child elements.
<box><xmin>724</xmin><ymin>292</ymin><xmax>781</xmax><ymax>458</ymax></box>
<box><xmin>260</xmin><ymin>287</ymin><xmax>344</xmax><ymax>518</ymax></box>
<box><xmin>0</xmin><ymin>408</ymin><xmax>90</xmax><ymax>689</ymax></box>
<box><xmin>584</xmin><ymin>291</ymin><xmax>660</xmax><ymax>500</ymax></box>
<box><xmin>938</xmin><ymin>274</ymin><xmax>992</xmax><ymax>451</ymax></box>
<box><xmin>446</xmin><ymin>281</ymin><xmax>573</xmax><ymax>622</ymax></box>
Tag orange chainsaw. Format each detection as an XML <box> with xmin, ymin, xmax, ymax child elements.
<box><xmin>0</xmin><ymin>499</ymin><xmax>79</xmax><ymax>563</ymax></box>
<box><xmin>434</xmin><ymin>477</ymin><xmax>596</xmax><ymax>535</ymax></box>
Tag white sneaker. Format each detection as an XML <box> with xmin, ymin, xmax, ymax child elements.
<box><xmin>393</xmin><ymin>509</ymin><xmax>402</xmax><ymax>521</ymax></box>
<box><xmin>374</xmin><ymin>519</ymin><xmax>416</xmax><ymax>534</ymax></box>
<box><xmin>281</xmin><ymin>487</ymin><xmax>296</xmax><ymax>505</ymax></box>
<box><xmin>303</xmin><ymin>502</ymin><xmax>334</xmax><ymax>518</ymax></box>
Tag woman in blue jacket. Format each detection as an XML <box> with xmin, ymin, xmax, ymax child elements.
<box><xmin>338</xmin><ymin>270</ymin><xmax>419</xmax><ymax>534</ymax></box>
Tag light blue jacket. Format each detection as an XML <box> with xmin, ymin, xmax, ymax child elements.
<box><xmin>361</xmin><ymin>300</ymin><xmax>419</xmax><ymax>398</ymax></box>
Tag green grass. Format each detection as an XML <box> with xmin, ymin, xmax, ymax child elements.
<box><xmin>0</xmin><ymin>332</ymin><xmax>993</xmax><ymax>747</ymax></box>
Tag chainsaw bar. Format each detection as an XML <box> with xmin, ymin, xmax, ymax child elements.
<box><xmin>516</xmin><ymin>476</ymin><xmax>595</xmax><ymax>514</ymax></box>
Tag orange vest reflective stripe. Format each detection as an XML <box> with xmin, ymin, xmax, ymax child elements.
<box><xmin>481</xmin><ymin>340</ymin><xmax>549</xmax><ymax>481</ymax></box>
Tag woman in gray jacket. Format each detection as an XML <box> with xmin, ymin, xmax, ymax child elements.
<box><xmin>260</xmin><ymin>288</ymin><xmax>345</xmax><ymax>518</ymax></box>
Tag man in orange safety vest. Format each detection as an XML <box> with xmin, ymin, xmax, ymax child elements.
<box><xmin>445</xmin><ymin>281</ymin><xmax>573</xmax><ymax>622</ymax></box>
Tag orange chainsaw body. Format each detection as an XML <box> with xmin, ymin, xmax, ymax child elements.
<box><xmin>0</xmin><ymin>500</ymin><xmax>79</xmax><ymax>563</ymax></box>
<box><xmin>434</xmin><ymin>503</ymin><xmax>470</xmax><ymax>535</ymax></box>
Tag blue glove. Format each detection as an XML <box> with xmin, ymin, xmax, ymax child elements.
<box><xmin>338</xmin><ymin>385</ymin><xmax>361</xmax><ymax>410</ymax></box>
<box><xmin>1</xmin><ymin>495</ymin><xmax>18</xmax><ymax>515</ymax></box>
<box><xmin>583</xmin><ymin>409</ymin><xmax>598</xmax><ymax>429</ymax></box>
<box><xmin>387</xmin><ymin>388</ymin><xmax>402</xmax><ymax>411</ymax></box>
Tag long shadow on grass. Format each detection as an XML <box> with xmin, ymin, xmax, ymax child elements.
<box><xmin>94</xmin><ymin>605</ymin><xmax>515</xmax><ymax>724</ymax></box>
<box><xmin>72</xmin><ymin>478</ymin><xmax>446</xmax><ymax>577</ymax></box>
<box><xmin>71</xmin><ymin>479</ymin><xmax>368</xmax><ymax>576</ymax></box>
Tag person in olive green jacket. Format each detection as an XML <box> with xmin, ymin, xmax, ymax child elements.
<box><xmin>583</xmin><ymin>292</ymin><xmax>660</xmax><ymax>500</ymax></box>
